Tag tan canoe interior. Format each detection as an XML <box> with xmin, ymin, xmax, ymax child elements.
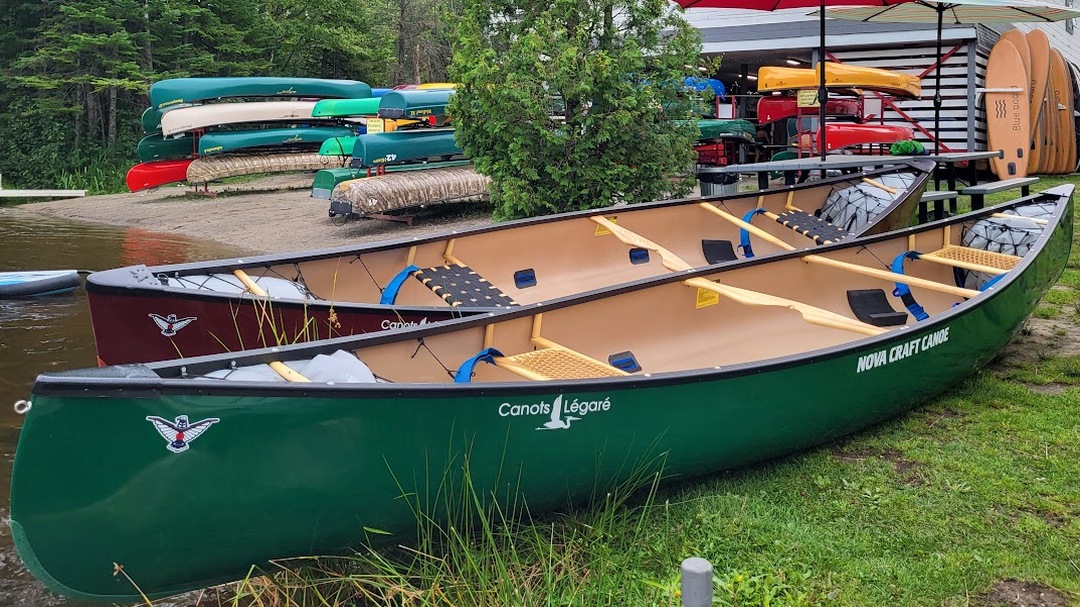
<box><xmin>246</xmin><ymin>169</ymin><xmax>924</xmax><ymax>309</ymax></box>
<box><xmin>328</xmin><ymin>219</ymin><xmax>1019</xmax><ymax>384</ymax></box>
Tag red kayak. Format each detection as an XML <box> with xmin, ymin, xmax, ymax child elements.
<box><xmin>794</xmin><ymin>124</ymin><xmax>914</xmax><ymax>153</ymax></box>
<box><xmin>757</xmin><ymin>96</ymin><xmax>862</xmax><ymax>125</ymax></box>
<box><xmin>125</xmin><ymin>159</ymin><xmax>193</xmax><ymax>192</ymax></box>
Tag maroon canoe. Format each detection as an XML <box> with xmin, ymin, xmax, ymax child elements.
<box><xmin>126</xmin><ymin>159</ymin><xmax>193</xmax><ymax>192</ymax></box>
<box><xmin>85</xmin><ymin>162</ymin><xmax>935</xmax><ymax>365</ymax></box>
<box><xmin>757</xmin><ymin>96</ymin><xmax>862</xmax><ymax>125</ymax></box>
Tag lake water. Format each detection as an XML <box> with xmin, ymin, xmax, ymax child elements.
<box><xmin>0</xmin><ymin>207</ymin><xmax>242</xmax><ymax>606</ymax></box>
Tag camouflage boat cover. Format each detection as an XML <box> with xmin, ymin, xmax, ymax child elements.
<box><xmin>329</xmin><ymin>166</ymin><xmax>489</xmax><ymax>215</ymax></box>
<box><xmin>186</xmin><ymin>153</ymin><xmax>346</xmax><ymax>184</ymax></box>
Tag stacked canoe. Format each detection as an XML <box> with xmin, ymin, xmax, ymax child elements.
<box><xmin>127</xmin><ymin>78</ymin><xmax>387</xmax><ymax>192</ymax></box>
<box><xmin>756</xmin><ymin>63</ymin><xmax>920</xmax><ymax>156</ymax></box>
<box><xmin>985</xmin><ymin>30</ymin><xmax>1078</xmax><ymax>178</ymax></box>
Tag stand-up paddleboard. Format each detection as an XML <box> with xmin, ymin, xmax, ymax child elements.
<box><xmin>1026</xmin><ymin>30</ymin><xmax>1051</xmax><ymax>173</ymax></box>
<box><xmin>998</xmin><ymin>30</ymin><xmax>1034</xmax><ymax>169</ymax></box>
<box><xmin>0</xmin><ymin>270</ymin><xmax>80</xmax><ymax>298</ymax></box>
<box><xmin>986</xmin><ymin>39</ymin><xmax>1030</xmax><ymax>178</ymax></box>
<box><xmin>1049</xmin><ymin>50</ymin><xmax>1075</xmax><ymax>174</ymax></box>
<box><xmin>1070</xmin><ymin>61</ymin><xmax>1080</xmax><ymax>172</ymax></box>
<box><xmin>1044</xmin><ymin>76</ymin><xmax>1060</xmax><ymax>174</ymax></box>
<box><xmin>126</xmin><ymin>159</ymin><xmax>193</xmax><ymax>192</ymax></box>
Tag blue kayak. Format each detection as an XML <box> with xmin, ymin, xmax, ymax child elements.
<box><xmin>0</xmin><ymin>271</ymin><xmax>81</xmax><ymax>297</ymax></box>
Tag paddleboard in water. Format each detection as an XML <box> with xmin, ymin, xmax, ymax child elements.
<box><xmin>985</xmin><ymin>39</ymin><xmax>1030</xmax><ymax>178</ymax></box>
<box><xmin>0</xmin><ymin>270</ymin><xmax>80</xmax><ymax>297</ymax></box>
<box><xmin>126</xmin><ymin>159</ymin><xmax>193</xmax><ymax>192</ymax></box>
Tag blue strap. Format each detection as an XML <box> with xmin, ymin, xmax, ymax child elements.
<box><xmin>453</xmin><ymin>348</ymin><xmax>504</xmax><ymax>383</ymax></box>
<box><xmin>979</xmin><ymin>273</ymin><xmax>1007</xmax><ymax>292</ymax></box>
<box><xmin>379</xmin><ymin>264</ymin><xmax>421</xmax><ymax>305</ymax></box>
<box><xmin>890</xmin><ymin>251</ymin><xmax>928</xmax><ymax>321</ymax></box>
<box><xmin>738</xmin><ymin>208</ymin><xmax>767</xmax><ymax>258</ymax></box>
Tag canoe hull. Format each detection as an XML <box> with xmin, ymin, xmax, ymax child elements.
<box><xmin>756</xmin><ymin>97</ymin><xmax>862</xmax><ymax>125</ymax></box>
<box><xmin>137</xmin><ymin>135</ymin><xmax>194</xmax><ymax>162</ymax></box>
<box><xmin>12</xmin><ymin>193</ymin><xmax>1072</xmax><ymax>600</ymax></box>
<box><xmin>126</xmin><ymin>160</ymin><xmax>193</xmax><ymax>192</ymax></box>
<box><xmin>311</xmin><ymin>97</ymin><xmax>380</xmax><ymax>118</ymax></box>
<box><xmin>758</xmin><ymin>63</ymin><xmax>921</xmax><ymax>98</ymax></box>
<box><xmin>351</xmin><ymin>130</ymin><xmax>462</xmax><ymax>167</ymax></box>
<box><xmin>197</xmin><ymin>127</ymin><xmax>354</xmax><ymax>156</ymax></box>
<box><xmin>149</xmin><ymin>78</ymin><xmax>373</xmax><ymax>110</ymax></box>
<box><xmin>816</xmin><ymin>124</ymin><xmax>915</xmax><ymax>153</ymax></box>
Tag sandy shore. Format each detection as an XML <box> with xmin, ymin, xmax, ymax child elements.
<box><xmin>10</xmin><ymin>173</ymin><xmax>497</xmax><ymax>255</ymax></box>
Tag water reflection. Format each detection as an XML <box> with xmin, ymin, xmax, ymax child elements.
<box><xmin>0</xmin><ymin>208</ymin><xmax>241</xmax><ymax>606</ymax></box>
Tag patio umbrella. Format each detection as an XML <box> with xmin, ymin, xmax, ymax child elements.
<box><xmin>819</xmin><ymin>0</ymin><xmax>1080</xmax><ymax>153</ymax></box>
<box><xmin>674</xmin><ymin>0</ymin><xmax>913</xmax><ymax>160</ymax></box>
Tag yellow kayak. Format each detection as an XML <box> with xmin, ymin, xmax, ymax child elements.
<box><xmin>758</xmin><ymin>63</ymin><xmax>921</xmax><ymax>98</ymax></box>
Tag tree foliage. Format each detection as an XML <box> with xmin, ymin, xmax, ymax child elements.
<box><xmin>0</xmin><ymin>0</ymin><xmax>406</xmax><ymax>192</ymax></box>
<box><xmin>448</xmin><ymin>0</ymin><xmax>703</xmax><ymax>219</ymax></box>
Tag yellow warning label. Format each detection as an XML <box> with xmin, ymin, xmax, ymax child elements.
<box><xmin>797</xmin><ymin>89</ymin><xmax>820</xmax><ymax>108</ymax></box>
<box><xmin>594</xmin><ymin>216</ymin><xmax>618</xmax><ymax>236</ymax></box>
<box><xmin>366</xmin><ymin>118</ymin><xmax>385</xmax><ymax>134</ymax></box>
<box><xmin>695</xmin><ymin>288</ymin><xmax>719</xmax><ymax>308</ymax></box>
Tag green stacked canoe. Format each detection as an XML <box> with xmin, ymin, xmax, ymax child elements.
<box><xmin>694</xmin><ymin>119</ymin><xmax>756</xmax><ymax>142</ymax></box>
<box><xmin>197</xmin><ymin>127</ymin><xmax>354</xmax><ymax>156</ymax></box>
<box><xmin>137</xmin><ymin>135</ymin><xmax>195</xmax><ymax>162</ymax></box>
<box><xmin>352</xmin><ymin>130</ymin><xmax>461</xmax><ymax>167</ymax></box>
<box><xmin>319</xmin><ymin>136</ymin><xmax>359</xmax><ymax>156</ymax></box>
<box><xmin>312</xmin><ymin>97</ymin><xmax>380</xmax><ymax>118</ymax></box>
<box><xmin>149</xmin><ymin>77</ymin><xmax>373</xmax><ymax>110</ymax></box>
<box><xmin>377</xmin><ymin>89</ymin><xmax>452</xmax><ymax>121</ymax></box>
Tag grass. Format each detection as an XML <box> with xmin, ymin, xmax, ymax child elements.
<box><xmin>128</xmin><ymin>174</ymin><xmax>1080</xmax><ymax>607</ymax></box>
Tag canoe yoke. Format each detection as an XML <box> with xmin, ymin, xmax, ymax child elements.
<box><xmin>380</xmin><ymin>262</ymin><xmax>516</xmax><ymax>308</ymax></box>
<box><xmin>455</xmin><ymin>315</ymin><xmax>631</xmax><ymax>382</ymax></box>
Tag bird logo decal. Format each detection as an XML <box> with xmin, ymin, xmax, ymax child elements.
<box><xmin>537</xmin><ymin>395</ymin><xmax>580</xmax><ymax>431</ymax></box>
<box><xmin>146</xmin><ymin>415</ymin><xmax>220</xmax><ymax>453</ymax></box>
<box><xmin>149</xmin><ymin>313</ymin><xmax>197</xmax><ymax>337</ymax></box>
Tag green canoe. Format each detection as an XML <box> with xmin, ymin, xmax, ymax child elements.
<box><xmin>149</xmin><ymin>78</ymin><xmax>373</xmax><ymax>111</ymax></box>
<box><xmin>197</xmin><ymin>127</ymin><xmax>354</xmax><ymax>156</ymax></box>
<box><xmin>142</xmin><ymin>105</ymin><xmax>193</xmax><ymax>133</ymax></box>
<box><xmin>9</xmin><ymin>187</ymin><xmax>1072</xmax><ymax>601</ymax></box>
<box><xmin>695</xmin><ymin>119</ymin><xmax>756</xmax><ymax>141</ymax></box>
<box><xmin>311</xmin><ymin>159</ymin><xmax>473</xmax><ymax>198</ymax></box>
<box><xmin>377</xmin><ymin>89</ymin><xmax>452</xmax><ymax>121</ymax></box>
<box><xmin>318</xmin><ymin>136</ymin><xmax>358</xmax><ymax>156</ymax></box>
<box><xmin>312</xmin><ymin>97</ymin><xmax>380</xmax><ymax>118</ymax></box>
<box><xmin>352</xmin><ymin>130</ymin><xmax>461</xmax><ymax>167</ymax></box>
<box><xmin>137</xmin><ymin>134</ymin><xmax>195</xmax><ymax>162</ymax></box>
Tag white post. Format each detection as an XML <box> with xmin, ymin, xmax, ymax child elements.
<box><xmin>680</xmin><ymin>557</ymin><xmax>713</xmax><ymax>607</ymax></box>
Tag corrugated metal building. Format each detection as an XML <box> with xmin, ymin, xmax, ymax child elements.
<box><xmin>685</xmin><ymin>7</ymin><xmax>1080</xmax><ymax>153</ymax></box>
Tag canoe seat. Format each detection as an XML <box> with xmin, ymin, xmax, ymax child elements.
<box><xmin>773</xmin><ymin>210</ymin><xmax>852</xmax><ymax>245</ymax></box>
<box><xmin>495</xmin><ymin>346</ymin><xmax>629</xmax><ymax>381</ymax></box>
<box><xmin>918</xmin><ymin>245</ymin><xmax>1020</xmax><ymax>275</ymax></box>
<box><xmin>454</xmin><ymin>337</ymin><xmax>629</xmax><ymax>382</ymax></box>
<box><xmin>846</xmin><ymin>289</ymin><xmax>908</xmax><ymax>327</ymax></box>
<box><xmin>414</xmin><ymin>264</ymin><xmax>516</xmax><ymax>307</ymax></box>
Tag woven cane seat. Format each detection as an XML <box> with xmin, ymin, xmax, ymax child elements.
<box><xmin>495</xmin><ymin>348</ymin><xmax>628</xmax><ymax>380</ymax></box>
<box><xmin>919</xmin><ymin>246</ymin><xmax>1020</xmax><ymax>274</ymax></box>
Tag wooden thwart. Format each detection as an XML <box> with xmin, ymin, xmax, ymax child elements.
<box><xmin>700</xmin><ymin>203</ymin><xmax>981</xmax><ymax>299</ymax></box>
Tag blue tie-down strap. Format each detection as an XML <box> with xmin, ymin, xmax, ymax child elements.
<box><xmin>979</xmin><ymin>272</ymin><xmax>1007</xmax><ymax>292</ymax></box>
<box><xmin>454</xmin><ymin>348</ymin><xmax>504</xmax><ymax>383</ymax></box>
<box><xmin>738</xmin><ymin>208</ymin><xmax>768</xmax><ymax>258</ymax></box>
<box><xmin>890</xmin><ymin>251</ymin><xmax>928</xmax><ymax>321</ymax></box>
<box><xmin>379</xmin><ymin>264</ymin><xmax>421</xmax><ymax>305</ymax></box>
